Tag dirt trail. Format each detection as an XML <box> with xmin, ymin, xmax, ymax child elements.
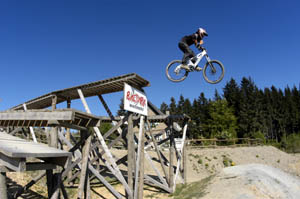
<box><xmin>6</xmin><ymin>146</ymin><xmax>300</xmax><ymax>198</ymax></box>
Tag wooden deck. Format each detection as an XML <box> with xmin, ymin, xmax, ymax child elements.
<box><xmin>0</xmin><ymin>132</ymin><xmax>71</xmax><ymax>172</ymax></box>
<box><xmin>10</xmin><ymin>73</ymin><xmax>150</xmax><ymax>110</ymax></box>
<box><xmin>0</xmin><ymin>108</ymin><xmax>190</xmax><ymax>128</ymax></box>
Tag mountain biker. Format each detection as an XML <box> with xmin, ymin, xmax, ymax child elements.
<box><xmin>178</xmin><ymin>28</ymin><xmax>208</xmax><ymax>70</ymax></box>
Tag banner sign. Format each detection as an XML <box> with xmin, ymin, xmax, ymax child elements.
<box><xmin>124</xmin><ymin>83</ymin><xmax>148</xmax><ymax>116</ymax></box>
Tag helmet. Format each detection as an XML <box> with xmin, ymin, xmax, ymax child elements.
<box><xmin>198</xmin><ymin>28</ymin><xmax>208</xmax><ymax>38</ymax></box>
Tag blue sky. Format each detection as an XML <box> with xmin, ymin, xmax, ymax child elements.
<box><xmin>1</xmin><ymin>0</ymin><xmax>300</xmax><ymax>115</ymax></box>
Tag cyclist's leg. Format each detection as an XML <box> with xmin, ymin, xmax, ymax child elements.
<box><xmin>178</xmin><ymin>42</ymin><xmax>194</xmax><ymax>64</ymax></box>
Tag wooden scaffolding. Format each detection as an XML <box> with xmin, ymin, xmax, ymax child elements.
<box><xmin>0</xmin><ymin>73</ymin><xmax>189</xmax><ymax>199</ymax></box>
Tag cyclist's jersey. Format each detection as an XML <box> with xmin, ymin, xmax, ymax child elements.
<box><xmin>181</xmin><ymin>33</ymin><xmax>201</xmax><ymax>46</ymax></box>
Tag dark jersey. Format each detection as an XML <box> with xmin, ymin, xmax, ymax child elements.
<box><xmin>180</xmin><ymin>33</ymin><xmax>201</xmax><ymax>46</ymax></box>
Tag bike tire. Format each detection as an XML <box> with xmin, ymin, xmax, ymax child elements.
<box><xmin>203</xmin><ymin>60</ymin><xmax>225</xmax><ymax>84</ymax></box>
<box><xmin>166</xmin><ymin>60</ymin><xmax>189</xmax><ymax>82</ymax></box>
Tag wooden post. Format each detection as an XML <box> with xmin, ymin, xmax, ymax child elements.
<box><xmin>134</xmin><ymin>116</ymin><xmax>144</xmax><ymax>199</ymax></box>
<box><xmin>78</xmin><ymin>130</ymin><xmax>92</xmax><ymax>199</ymax></box>
<box><xmin>183</xmin><ymin>141</ymin><xmax>187</xmax><ymax>184</ymax></box>
<box><xmin>48</xmin><ymin>95</ymin><xmax>59</xmax><ymax>198</ymax></box>
<box><xmin>46</xmin><ymin>169</ymin><xmax>54</xmax><ymax>198</ymax></box>
<box><xmin>0</xmin><ymin>172</ymin><xmax>8</xmax><ymax>199</ymax></box>
<box><xmin>66</xmin><ymin>99</ymin><xmax>73</xmax><ymax>185</ymax></box>
<box><xmin>138</xmin><ymin>123</ymin><xmax>145</xmax><ymax>199</ymax></box>
<box><xmin>127</xmin><ymin>113</ymin><xmax>134</xmax><ymax>199</ymax></box>
<box><xmin>169</xmin><ymin>127</ymin><xmax>174</xmax><ymax>191</ymax></box>
<box><xmin>50</xmin><ymin>95</ymin><xmax>58</xmax><ymax>148</ymax></box>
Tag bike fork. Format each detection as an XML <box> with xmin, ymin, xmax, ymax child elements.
<box><xmin>206</xmin><ymin>55</ymin><xmax>216</xmax><ymax>73</ymax></box>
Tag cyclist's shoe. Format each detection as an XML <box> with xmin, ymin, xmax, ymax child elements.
<box><xmin>180</xmin><ymin>64</ymin><xmax>191</xmax><ymax>71</ymax></box>
<box><xmin>195</xmin><ymin>66</ymin><xmax>202</xmax><ymax>71</ymax></box>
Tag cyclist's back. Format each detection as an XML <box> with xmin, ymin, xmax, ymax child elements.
<box><xmin>178</xmin><ymin>28</ymin><xmax>208</xmax><ymax>65</ymax></box>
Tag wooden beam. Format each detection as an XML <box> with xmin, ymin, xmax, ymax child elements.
<box><xmin>147</xmin><ymin>121</ymin><xmax>169</xmax><ymax>183</ymax></box>
<box><xmin>78</xmin><ymin>131</ymin><xmax>92</xmax><ymax>199</ymax></box>
<box><xmin>127</xmin><ymin>113</ymin><xmax>134</xmax><ymax>199</ymax></box>
<box><xmin>58</xmin><ymin>130</ymin><xmax>123</xmax><ymax>199</ymax></box>
<box><xmin>138</xmin><ymin>122</ymin><xmax>145</xmax><ymax>199</ymax></box>
<box><xmin>14</xmin><ymin>171</ymin><xmax>46</xmax><ymax>198</ymax></box>
<box><xmin>134</xmin><ymin>116</ymin><xmax>144</xmax><ymax>199</ymax></box>
<box><xmin>23</xmin><ymin>104</ymin><xmax>37</xmax><ymax>143</ymax></box>
<box><xmin>0</xmin><ymin>153</ymin><xmax>26</xmax><ymax>171</ymax></box>
<box><xmin>0</xmin><ymin>172</ymin><xmax>8</xmax><ymax>199</ymax></box>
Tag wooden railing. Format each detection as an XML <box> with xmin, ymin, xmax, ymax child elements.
<box><xmin>186</xmin><ymin>138</ymin><xmax>263</xmax><ymax>148</ymax></box>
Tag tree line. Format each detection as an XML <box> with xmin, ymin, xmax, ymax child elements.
<box><xmin>159</xmin><ymin>77</ymin><xmax>300</xmax><ymax>150</ymax></box>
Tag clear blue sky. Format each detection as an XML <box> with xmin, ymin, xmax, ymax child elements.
<box><xmin>1</xmin><ymin>0</ymin><xmax>300</xmax><ymax>115</ymax></box>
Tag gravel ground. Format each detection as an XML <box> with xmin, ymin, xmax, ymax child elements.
<box><xmin>202</xmin><ymin>164</ymin><xmax>300</xmax><ymax>199</ymax></box>
<box><xmin>185</xmin><ymin>146</ymin><xmax>300</xmax><ymax>183</ymax></box>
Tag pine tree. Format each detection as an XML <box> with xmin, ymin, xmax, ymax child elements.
<box><xmin>169</xmin><ymin>97</ymin><xmax>177</xmax><ymax>115</ymax></box>
<box><xmin>203</xmin><ymin>99</ymin><xmax>237</xmax><ymax>139</ymax></box>
<box><xmin>160</xmin><ymin>102</ymin><xmax>168</xmax><ymax>114</ymax></box>
<box><xmin>117</xmin><ymin>98</ymin><xmax>127</xmax><ymax>116</ymax></box>
<box><xmin>238</xmin><ymin>77</ymin><xmax>261</xmax><ymax>138</ymax></box>
<box><xmin>223</xmin><ymin>78</ymin><xmax>241</xmax><ymax>116</ymax></box>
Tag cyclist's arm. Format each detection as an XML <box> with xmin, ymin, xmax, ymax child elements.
<box><xmin>194</xmin><ymin>39</ymin><xmax>204</xmax><ymax>46</ymax></box>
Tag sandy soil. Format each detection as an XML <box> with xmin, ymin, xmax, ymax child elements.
<box><xmin>202</xmin><ymin>164</ymin><xmax>300</xmax><ymax>199</ymax></box>
<box><xmin>6</xmin><ymin>146</ymin><xmax>300</xmax><ymax>198</ymax></box>
<box><xmin>185</xmin><ymin>146</ymin><xmax>300</xmax><ymax>183</ymax></box>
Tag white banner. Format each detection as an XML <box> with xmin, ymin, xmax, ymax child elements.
<box><xmin>124</xmin><ymin>83</ymin><xmax>148</xmax><ymax>116</ymax></box>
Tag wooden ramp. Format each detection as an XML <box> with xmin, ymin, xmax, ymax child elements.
<box><xmin>0</xmin><ymin>73</ymin><xmax>189</xmax><ymax>199</ymax></box>
<box><xmin>10</xmin><ymin>73</ymin><xmax>150</xmax><ymax>110</ymax></box>
<box><xmin>0</xmin><ymin>131</ymin><xmax>71</xmax><ymax>172</ymax></box>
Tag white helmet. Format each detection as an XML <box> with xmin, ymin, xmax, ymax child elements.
<box><xmin>198</xmin><ymin>28</ymin><xmax>208</xmax><ymax>38</ymax></box>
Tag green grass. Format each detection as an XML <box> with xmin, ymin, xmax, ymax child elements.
<box><xmin>171</xmin><ymin>175</ymin><xmax>214</xmax><ymax>199</ymax></box>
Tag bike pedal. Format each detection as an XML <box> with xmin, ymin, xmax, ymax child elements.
<box><xmin>195</xmin><ymin>66</ymin><xmax>202</xmax><ymax>71</ymax></box>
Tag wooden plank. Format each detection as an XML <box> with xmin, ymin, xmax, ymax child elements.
<box><xmin>0</xmin><ymin>132</ymin><xmax>70</xmax><ymax>158</ymax></box>
<box><xmin>48</xmin><ymin>120</ymin><xmax>89</xmax><ymax>131</ymax></box>
<box><xmin>25</xmin><ymin>162</ymin><xmax>57</xmax><ymax>171</ymax></box>
<box><xmin>0</xmin><ymin>110</ymin><xmax>74</xmax><ymax>121</ymax></box>
<box><xmin>11</xmin><ymin>73</ymin><xmax>150</xmax><ymax>111</ymax></box>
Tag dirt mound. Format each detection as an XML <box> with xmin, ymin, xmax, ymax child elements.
<box><xmin>202</xmin><ymin>164</ymin><xmax>300</xmax><ymax>199</ymax></box>
<box><xmin>186</xmin><ymin>146</ymin><xmax>300</xmax><ymax>183</ymax></box>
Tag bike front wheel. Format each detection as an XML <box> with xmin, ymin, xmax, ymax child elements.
<box><xmin>166</xmin><ymin>60</ymin><xmax>189</xmax><ymax>82</ymax></box>
<box><xmin>203</xmin><ymin>60</ymin><xmax>225</xmax><ymax>84</ymax></box>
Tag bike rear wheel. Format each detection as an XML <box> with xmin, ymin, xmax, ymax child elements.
<box><xmin>203</xmin><ymin>60</ymin><xmax>225</xmax><ymax>84</ymax></box>
<box><xmin>166</xmin><ymin>60</ymin><xmax>189</xmax><ymax>82</ymax></box>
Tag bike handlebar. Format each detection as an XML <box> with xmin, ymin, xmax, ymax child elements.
<box><xmin>197</xmin><ymin>45</ymin><xmax>206</xmax><ymax>51</ymax></box>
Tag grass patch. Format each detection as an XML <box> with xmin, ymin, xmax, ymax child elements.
<box><xmin>171</xmin><ymin>175</ymin><xmax>214</xmax><ymax>199</ymax></box>
<box><xmin>222</xmin><ymin>156</ymin><xmax>233</xmax><ymax>167</ymax></box>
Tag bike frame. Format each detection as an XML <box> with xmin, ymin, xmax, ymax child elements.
<box><xmin>187</xmin><ymin>50</ymin><xmax>211</xmax><ymax>68</ymax></box>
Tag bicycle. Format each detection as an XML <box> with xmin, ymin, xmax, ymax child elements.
<box><xmin>166</xmin><ymin>46</ymin><xmax>225</xmax><ymax>83</ymax></box>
